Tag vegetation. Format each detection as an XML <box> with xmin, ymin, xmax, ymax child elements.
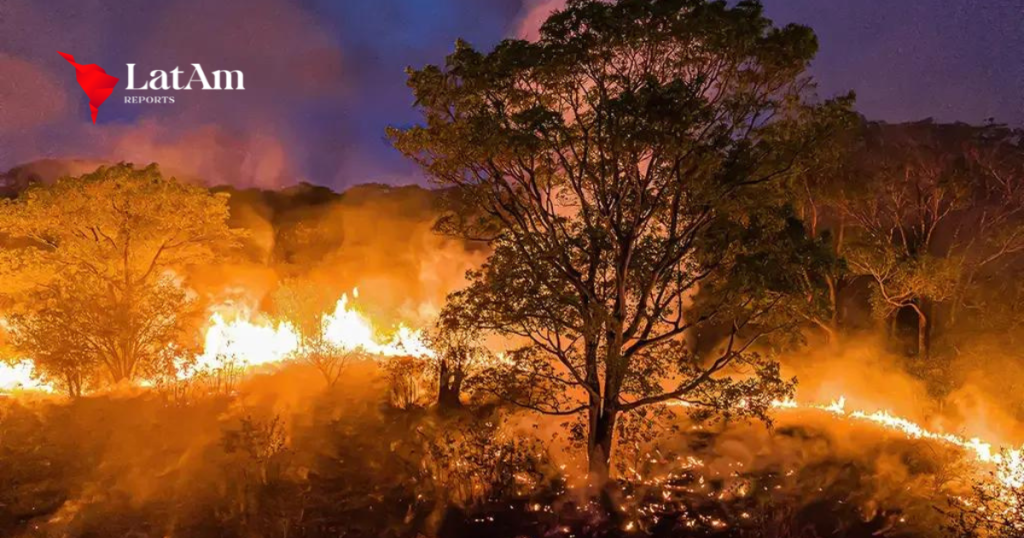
<box><xmin>796</xmin><ymin>121</ymin><xmax>1024</xmax><ymax>393</ymax></box>
<box><xmin>390</xmin><ymin>0</ymin><xmax>853</xmax><ymax>476</ymax></box>
<box><xmin>0</xmin><ymin>1</ymin><xmax>1022</xmax><ymax>537</ymax></box>
<box><xmin>0</xmin><ymin>163</ymin><xmax>239</xmax><ymax>392</ymax></box>
<box><xmin>272</xmin><ymin>278</ymin><xmax>356</xmax><ymax>387</ymax></box>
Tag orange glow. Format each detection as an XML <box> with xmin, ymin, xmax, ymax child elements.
<box><xmin>182</xmin><ymin>289</ymin><xmax>434</xmax><ymax>378</ymax></box>
<box><xmin>0</xmin><ymin>359</ymin><xmax>54</xmax><ymax>393</ymax></box>
<box><xmin>4</xmin><ymin>291</ymin><xmax>1022</xmax><ymax>508</ymax></box>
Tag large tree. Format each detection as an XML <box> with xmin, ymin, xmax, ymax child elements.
<box><xmin>391</xmin><ymin>0</ymin><xmax>848</xmax><ymax>476</ymax></box>
<box><xmin>0</xmin><ymin>163</ymin><xmax>240</xmax><ymax>386</ymax></box>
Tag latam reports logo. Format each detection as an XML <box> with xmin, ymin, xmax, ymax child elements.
<box><xmin>58</xmin><ymin>51</ymin><xmax>246</xmax><ymax>123</ymax></box>
<box><xmin>58</xmin><ymin>52</ymin><xmax>119</xmax><ymax>124</ymax></box>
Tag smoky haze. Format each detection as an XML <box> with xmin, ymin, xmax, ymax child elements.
<box><xmin>1</xmin><ymin>0</ymin><xmax>1020</xmax><ymax>190</ymax></box>
<box><xmin>2</xmin><ymin>1</ymin><xmax>1024</xmax><ymax>536</ymax></box>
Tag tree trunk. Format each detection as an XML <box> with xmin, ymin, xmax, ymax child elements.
<box><xmin>109</xmin><ymin>361</ymin><xmax>127</xmax><ymax>383</ymax></box>
<box><xmin>916</xmin><ymin>306</ymin><xmax>930</xmax><ymax>362</ymax></box>
<box><xmin>66</xmin><ymin>372</ymin><xmax>83</xmax><ymax>398</ymax></box>
<box><xmin>437</xmin><ymin>379</ymin><xmax>462</xmax><ymax>409</ymax></box>
<box><xmin>587</xmin><ymin>404</ymin><xmax>617</xmax><ymax>481</ymax></box>
<box><xmin>836</xmin><ymin>218</ymin><xmax>846</xmax><ymax>255</ymax></box>
<box><xmin>823</xmin><ymin>275</ymin><xmax>840</xmax><ymax>343</ymax></box>
<box><xmin>437</xmin><ymin>359</ymin><xmax>463</xmax><ymax>410</ymax></box>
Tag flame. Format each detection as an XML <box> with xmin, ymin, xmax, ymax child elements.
<box><xmin>647</xmin><ymin>394</ymin><xmax>1024</xmax><ymax>498</ymax></box>
<box><xmin>183</xmin><ymin>289</ymin><xmax>434</xmax><ymax>378</ymax></box>
<box><xmin>189</xmin><ymin>310</ymin><xmax>302</xmax><ymax>374</ymax></box>
<box><xmin>791</xmin><ymin>396</ymin><xmax>1024</xmax><ymax>491</ymax></box>
<box><xmin>320</xmin><ymin>293</ymin><xmax>435</xmax><ymax>358</ymax></box>
<box><xmin>2</xmin><ymin>289</ymin><xmax>434</xmax><ymax>388</ymax></box>
<box><xmin>0</xmin><ymin>359</ymin><xmax>54</xmax><ymax>393</ymax></box>
<box><xmin>2</xmin><ymin>290</ymin><xmax>1022</xmax><ymax>504</ymax></box>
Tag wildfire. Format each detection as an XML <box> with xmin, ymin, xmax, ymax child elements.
<box><xmin>2</xmin><ymin>292</ymin><xmax>1022</xmax><ymax>502</ymax></box>
<box><xmin>643</xmin><ymin>395</ymin><xmax>1022</xmax><ymax>492</ymax></box>
<box><xmin>186</xmin><ymin>289</ymin><xmax>434</xmax><ymax>377</ymax></box>
<box><xmin>0</xmin><ymin>359</ymin><xmax>53</xmax><ymax>393</ymax></box>
<box><xmin>2</xmin><ymin>289</ymin><xmax>434</xmax><ymax>390</ymax></box>
<box><xmin>321</xmin><ymin>293</ymin><xmax>435</xmax><ymax>359</ymax></box>
<box><xmin>189</xmin><ymin>310</ymin><xmax>301</xmax><ymax>373</ymax></box>
<box><xmin>797</xmin><ymin>396</ymin><xmax>1024</xmax><ymax>491</ymax></box>
<box><xmin>654</xmin><ymin>395</ymin><xmax>1024</xmax><ymax>497</ymax></box>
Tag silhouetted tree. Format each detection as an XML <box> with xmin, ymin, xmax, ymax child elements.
<box><xmin>391</xmin><ymin>0</ymin><xmax>848</xmax><ymax>477</ymax></box>
<box><xmin>429</xmin><ymin>296</ymin><xmax>493</xmax><ymax>409</ymax></box>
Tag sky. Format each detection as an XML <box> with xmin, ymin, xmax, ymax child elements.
<box><xmin>0</xmin><ymin>0</ymin><xmax>1021</xmax><ymax>190</ymax></box>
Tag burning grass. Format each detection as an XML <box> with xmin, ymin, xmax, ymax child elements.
<box><xmin>2</xmin><ymin>290</ymin><xmax>1024</xmax><ymax>537</ymax></box>
<box><xmin>1</xmin><ymin>354</ymin><xmax>1022</xmax><ymax>537</ymax></box>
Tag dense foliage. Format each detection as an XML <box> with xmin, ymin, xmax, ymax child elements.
<box><xmin>0</xmin><ymin>164</ymin><xmax>240</xmax><ymax>390</ymax></box>
<box><xmin>391</xmin><ymin>0</ymin><xmax>855</xmax><ymax>475</ymax></box>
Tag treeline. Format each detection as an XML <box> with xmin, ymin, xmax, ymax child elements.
<box><xmin>795</xmin><ymin>119</ymin><xmax>1024</xmax><ymax>392</ymax></box>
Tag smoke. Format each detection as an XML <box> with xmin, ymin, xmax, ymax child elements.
<box><xmin>781</xmin><ymin>339</ymin><xmax>932</xmax><ymax>419</ymax></box>
<box><xmin>779</xmin><ymin>337</ymin><xmax>1024</xmax><ymax>448</ymax></box>
<box><xmin>289</xmin><ymin>186</ymin><xmax>487</xmax><ymax>325</ymax></box>
<box><xmin>945</xmin><ymin>343</ymin><xmax>1024</xmax><ymax>446</ymax></box>
<box><xmin>5</xmin><ymin>303</ymin><xmax>1024</xmax><ymax>536</ymax></box>
<box><xmin>0</xmin><ymin>54</ymin><xmax>68</xmax><ymax>132</ymax></box>
<box><xmin>0</xmin><ymin>0</ymin><xmax>348</xmax><ymax>189</ymax></box>
<box><xmin>0</xmin><ymin>363</ymin><xmax>376</xmax><ymax>536</ymax></box>
<box><xmin>512</xmin><ymin>0</ymin><xmax>566</xmax><ymax>40</ymax></box>
<box><xmin>176</xmin><ymin>182</ymin><xmax>487</xmax><ymax>329</ymax></box>
<box><xmin>3</xmin><ymin>162</ymin><xmax>1024</xmax><ymax>536</ymax></box>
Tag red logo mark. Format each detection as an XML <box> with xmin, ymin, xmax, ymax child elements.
<box><xmin>58</xmin><ymin>51</ymin><xmax>119</xmax><ymax>124</ymax></box>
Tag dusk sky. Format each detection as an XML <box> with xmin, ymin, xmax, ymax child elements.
<box><xmin>1</xmin><ymin>0</ymin><xmax>1021</xmax><ymax>189</ymax></box>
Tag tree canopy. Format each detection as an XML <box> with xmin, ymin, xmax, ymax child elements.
<box><xmin>0</xmin><ymin>163</ymin><xmax>240</xmax><ymax>390</ymax></box>
<box><xmin>390</xmin><ymin>0</ymin><xmax>852</xmax><ymax>475</ymax></box>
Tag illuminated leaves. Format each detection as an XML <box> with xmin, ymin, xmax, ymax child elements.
<box><xmin>0</xmin><ymin>163</ymin><xmax>240</xmax><ymax>387</ymax></box>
